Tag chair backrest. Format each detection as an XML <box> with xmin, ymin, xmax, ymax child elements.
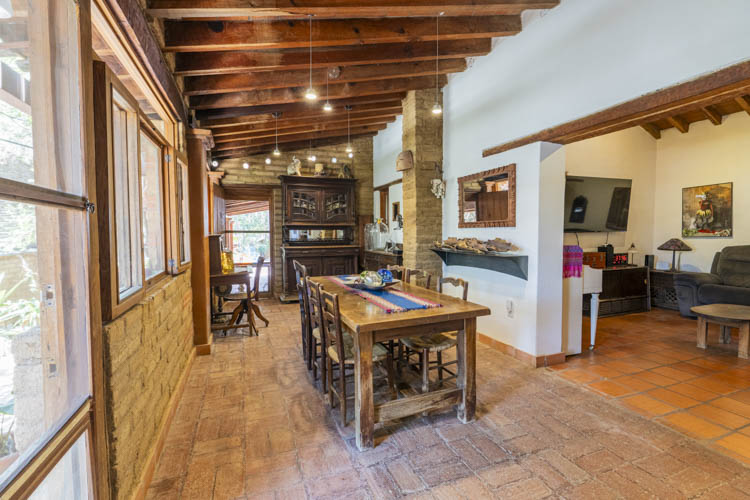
<box><xmin>718</xmin><ymin>245</ymin><xmax>750</xmax><ymax>288</ymax></box>
<box><xmin>438</xmin><ymin>277</ymin><xmax>469</xmax><ymax>301</ymax></box>
<box><xmin>320</xmin><ymin>289</ymin><xmax>346</xmax><ymax>364</ymax></box>
<box><xmin>406</xmin><ymin>269</ymin><xmax>432</xmax><ymax>290</ymax></box>
<box><xmin>386</xmin><ymin>265</ymin><xmax>407</xmax><ymax>281</ymax></box>
<box><xmin>305</xmin><ymin>277</ymin><xmax>325</xmax><ymax>337</ymax></box>
<box><xmin>294</xmin><ymin>260</ymin><xmax>310</xmax><ymax>332</ymax></box>
<box><xmin>251</xmin><ymin>256</ymin><xmax>265</xmax><ymax>299</ymax></box>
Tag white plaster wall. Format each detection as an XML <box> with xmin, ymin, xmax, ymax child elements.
<box><xmin>563</xmin><ymin>127</ymin><xmax>657</xmax><ymax>262</ymax></box>
<box><xmin>442</xmin><ymin>0</ymin><xmax>750</xmax><ymax>356</ymax></box>
<box><xmin>653</xmin><ymin>113</ymin><xmax>750</xmax><ymax>272</ymax></box>
<box><xmin>373</xmin><ymin>116</ymin><xmax>403</xmax><ymax>188</ymax></box>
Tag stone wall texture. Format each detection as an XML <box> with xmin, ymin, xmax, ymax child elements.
<box><xmin>217</xmin><ymin>137</ymin><xmax>374</xmax><ymax>296</ymax></box>
<box><xmin>102</xmin><ymin>271</ymin><xmax>194</xmax><ymax>499</ymax></box>
<box><xmin>402</xmin><ymin>89</ymin><xmax>444</xmax><ymax>285</ymax></box>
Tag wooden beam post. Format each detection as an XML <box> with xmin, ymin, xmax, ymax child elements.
<box><xmin>667</xmin><ymin>115</ymin><xmax>689</xmax><ymax>133</ymax></box>
<box><xmin>640</xmin><ymin>123</ymin><xmax>661</xmax><ymax>140</ymax></box>
<box><xmin>701</xmin><ymin>105</ymin><xmax>722</xmax><ymax>125</ymax></box>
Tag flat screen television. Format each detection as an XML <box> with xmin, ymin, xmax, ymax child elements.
<box><xmin>564</xmin><ymin>176</ymin><xmax>632</xmax><ymax>233</ymax></box>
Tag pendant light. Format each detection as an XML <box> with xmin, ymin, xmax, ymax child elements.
<box><xmin>304</xmin><ymin>16</ymin><xmax>318</xmax><ymax>101</ymax></box>
<box><xmin>307</xmin><ymin>140</ymin><xmax>316</xmax><ymax>162</ymax></box>
<box><xmin>323</xmin><ymin>69</ymin><xmax>333</xmax><ymax>112</ymax></box>
<box><xmin>431</xmin><ymin>13</ymin><xmax>443</xmax><ymax>116</ymax></box>
<box><xmin>345</xmin><ymin>105</ymin><xmax>353</xmax><ymax>156</ymax></box>
<box><xmin>242</xmin><ymin>162</ymin><xmax>249</xmax><ymax>169</ymax></box>
<box><xmin>265</xmin><ymin>157</ymin><xmax>272</xmax><ymax>165</ymax></box>
<box><xmin>272</xmin><ymin>112</ymin><xmax>281</xmax><ymax>156</ymax></box>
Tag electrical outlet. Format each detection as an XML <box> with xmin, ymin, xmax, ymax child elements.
<box><xmin>505</xmin><ymin>299</ymin><xmax>514</xmax><ymax>319</ymax></box>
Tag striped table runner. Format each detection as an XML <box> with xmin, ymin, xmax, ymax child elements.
<box><xmin>327</xmin><ymin>276</ymin><xmax>442</xmax><ymax>313</ymax></box>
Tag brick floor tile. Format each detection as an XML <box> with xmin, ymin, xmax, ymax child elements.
<box><xmin>562</xmin><ymin>479</ymin><xmax>619</xmax><ymax>500</ymax></box>
<box><xmin>728</xmin><ymin>389</ymin><xmax>750</xmax><ymax>405</ymax></box>
<box><xmin>466</xmin><ymin>434</ymin><xmax>511</xmax><ymax>463</ymax></box>
<box><xmin>417</xmin><ymin>460</ymin><xmax>472</xmax><ymax>487</ymax></box>
<box><xmin>595</xmin><ymin>470</ymin><xmax>651</xmax><ymax>500</ymax></box>
<box><xmin>213</xmin><ymin>462</ymin><xmax>245</xmax><ymax>500</ymax></box>
<box><xmin>612</xmin><ymin>375</ymin><xmax>657</xmax><ymax>393</ymax></box>
<box><xmin>387</xmin><ymin>458</ymin><xmax>426</xmax><ymax>494</ymax></box>
<box><xmin>614</xmin><ymin>464</ymin><xmax>685</xmax><ymax>500</ymax></box>
<box><xmin>537</xmin><ymin>449</ymin><xmax>589</xmax><ymax>485</ymax></box>
<box><xmin>477</xmin><ymin>462</ymin><xmax>530</xmax><ymax>488</ymax></box>
<box><xmin>710</xmin><ymin>397</ymin><xmax>750</xmax><ymax>418</ymax></box>
<box><xmin>647</xmin><ymin>387</ymin><xmax>701</xmax><ymax>409</ymax></box>
<box><xmin>574</xmin><ymin>449</ymin><xmax>623</xmax><ymax>474</ymax></box>
<box><xmin>668</xmin><ymin>382</ymin><xmax>721</xmax><ymax>402</ymax></box>
<box><xmin>633</xmin><ymin>452</ymin><xmax>688</xmax><ymax>478</ymax></box>
<box><xmin>559</xmin><ymin>368</ymin><xmax>602</xmax><ymax>384</ymax></box>
<box><xmin>436</xmin><ymin>476</ymin><xmax>496</xmax><ymax>500</ymax></box>
<box><xmin>587</xmin><ymin>379</ymin><xmax>633</xmax><ymax>398</ymax></box>
<box><xmin>145</xmin><ymin>477</ymin><xmax>183</xmax><ymax>500</ymax></box>
<box><xmin>631</xmin><ymin>370</ymin><xmax>679</xmax><ymax>387</ymax></box>
<box><xmin>668</xmin><ymin>466</ymin><xmax>722</xmax><ymax>497</ymax></box>
<box><xmin>690</xmin><ymin>403</ymin><xmax>750</xmax><ymax>429</ymax></box>
<box><xmin>621</xmin><ymin>394</ymin><xmax>675</xmax><ymax>417</ymax></box>
<box><xmin>494</xmin><ymin>477</ymin><xmax>552</xmax><ymax>499</ymax></box>
<box><xmin>304</xmin><ymin>469</ymin><xmax>363</xmax><ymax>498</ymax></box>
<box><xmin>714</xmin><ymin>433</ymin><xmax>750</xmax><ymax>461</ymax></box>
<box><xmin>447</xmin><ymin>438</ymin><xmax>491</xmax><ymax>470</ymax></box>
<box><xmin>193</xmin><ymin>436</ymin><xmax>243</xmax><ymax>456</ymax></box>
<box><xmin>696</xmin><ymin>483</ymin><xmax>749</xmax><ymax>500</ymax></box>
<box><xmin>408</xmin><ymin>443</ymin><xmax>458</xmax><ymax>469</ymax></box>
<box><xmin>362</xmin><ymin>464</ymin><xmax>401</xmax><ymax>500</ymax></box>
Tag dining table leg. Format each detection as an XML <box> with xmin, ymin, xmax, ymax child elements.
<box><xmin>355</xmin><ymin>330</ymin><xmax>375</xmax><ymax>450</ymax></box>
<box><xmin>457</xmin><ymin>317</ymin><xmax>477</xmax><ymax>423</ymax></box>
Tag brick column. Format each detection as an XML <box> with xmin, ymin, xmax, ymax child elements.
<box><xmin>401</xmin><ymin>89</ymin><xmax>443</xmax><ymax>286</ymax></box>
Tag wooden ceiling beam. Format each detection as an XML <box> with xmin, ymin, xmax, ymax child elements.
<box><xmin>666</xmin><ymin>115</ymin><xmax>689</xmax><ymax>133</ymax></box>
<box><xmin>213</xmin><ymin>116</ymin><xmax>396</xmax><ymax>143</ymax></box>
<box><xmin>191</xmin><ymin>75</ymin><xmax>445</xmax><ymax>109</ymax></box>
<box><xmin>701</xmin><ymin>105</ymin><xmax>722</xmax><ymax>125</ymax></box>
<box><xmin>163</xmin><ymin>16</ymin><xmax>521</xmax><ymax>52</ymax></box>
<box><xmin>202</xmin><ymin>100</ymin><xmax>403</xmax><ymax>128</ymax></box>
<box><xmin>735</xmin><ymin>95</ymin><xmax>750</xmax><ymax>115</ymax></box>
<box><xmin>640</xmin><ymin>123</ymin><xmax>661</xmax><ymax>140</ymax></box>
<box><xmin>184</xmin><ymin>59</ymin><xmax>466</xmax><ymax>96</ymax></box>
<box><xmin>213</xmin><ymin>124</ymin><xmax>388</xmax><ymax>151</ymax></box>
<box><xmin>211</xmin><ymin>110</ymin><xmax>401</xmax><ymax>137</ymax></box>
<box><xmin>174</xmin><ymin>39</ymin><xmax>490</xmax><ymax>76</ymax></box>
<box><xmin>212</xmin><ymin>133</ymin><xmax>377</xmax><ymax>159</ymax></box>
<box><xmin>149</xmin><ymin>1</ymin><xmax>557</xmax><ymax>20</ymax></box>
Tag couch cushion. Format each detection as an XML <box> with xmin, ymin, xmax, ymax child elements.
<box><xmin>718</xmin><ymin>246</ymin><xmax>750</xmax><ymax>288</ymax></box>
<box><xmin>698</xmin><ymin>284</ymin><xmax>750</xmax><ymax>307</ymax></box>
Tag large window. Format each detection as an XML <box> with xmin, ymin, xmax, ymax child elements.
<box><xmin>140</xmin><ymin>131</ymin><xmax>166</xmax><ymax>281</ymax></box>
<box><xmin>175</xmin><ymin>157</ymin><xmax>191</xmax><ymax>266</ymax></box>
<box><xmin>225</xmin><ymin>200</ymin><xmax>272</xmax><ymax>294</ymax></box>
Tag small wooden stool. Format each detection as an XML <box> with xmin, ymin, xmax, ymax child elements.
<box><xmin>691</xmin><ymin>304</ymin><xmax>750</xmax><ymax>359</ymax></box>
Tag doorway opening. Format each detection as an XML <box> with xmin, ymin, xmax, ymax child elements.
<box><xmin>224</xmin><ymin>199</ymin><xmax>272</xmax><ymax>296</ymax></box>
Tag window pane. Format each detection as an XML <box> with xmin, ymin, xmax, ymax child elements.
<box><xmin>28</xmin><ymin>432</ymin><xmax>91</xmax><ymax>500</ymax></box>
<box><xmin>0</xmin><ymin>201</ymin><xmax>91</xmax><ymax>480</ymax></box>
<box><xmin>230</xmin><ymin>232</ymin><xmax>270</xmax><ymax>266</ymax></box>
<box><xmin>0</xmin><ymin>1</ymin><xmax>84</xmax><ymax>196</ymax></box>
<box><xmin>178</xmin><ymin>162</ymin><xmax>190</xmax><ymax>264</ymax></box>
<box><xmin>227</xmin><ymin>209</ymin><xmax>270</xmax><ymax>231</ymax></box>
<box><xmin>140</xmin><ymin>133</ymin><xmax>165</xmax><ymax>279</ymax></box>
<box><xmin>112</xmin><ymin>92</ymin><xmax>142</xmax><ymax>299</ymax></box>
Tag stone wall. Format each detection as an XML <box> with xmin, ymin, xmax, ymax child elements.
<box><xmin>217</xmin><ymin>137</ymin><xmax>374</xmax><ymax>296</ymax></box>
<box><xmin>102</xmin><ymin>271</ymin><xmax>194</xmax><ymax>499</ymax></box>
<box><xmin>402</xmin><ymin>89</ymin><xmax>444</xmax><ymax>285</ymax></box>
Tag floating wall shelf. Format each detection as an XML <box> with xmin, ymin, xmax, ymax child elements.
<box><xmin>431</xmin><ymin>248</ymin><xmax>529</xmax><ymax>281</ymax></box>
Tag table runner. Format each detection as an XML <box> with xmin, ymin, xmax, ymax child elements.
<box><xmin>327</xmin><ymin>276</ymin><xmax>442</xmax><ymax>313</ymax></box>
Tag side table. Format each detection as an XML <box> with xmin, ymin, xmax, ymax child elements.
<box><xmin>650</xmin><ymin>270</ymin><xmax>679</xmax><ymax>310</ymax></box>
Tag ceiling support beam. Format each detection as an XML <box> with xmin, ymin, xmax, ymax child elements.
<box><xmin>163</xmin><ymin>16</ymin><xmax>521</xmax><ymax>52</ymax></box>
<box><xmin>184</xmin><ymin>59</ymin><xmax>466</xmax><ymax>96</ymax></box>
<box><xmin>174</xmin><ymin>39</ymin><xmax>490</xmax><ymax>76</ymax></box>
<box><xmin>213</xmin><ymin>133</ymin><xmax>377</xmax><ymax>159</ymax></box>
<box><xmin>213</xmin><ymin>124</ymin><xmax>388</xmax><ymax>151</ymax></box>
<box><xmin>735</xmin><ymin>95</ymin><xmax>750</xmax><ymax>115</ymax></box>
<box><xmin>211</xmin><ymin>111</ymin><xmax>401</xmax><ymax>137</ymax></box>
<box><xmin>701</xmin><ymin>106</ymin><xmax>723</xmax><ymax>125</ymax></box>
<box><xmin>640</xmin><ymin>123</ymin><xmax>661</xmax><ymax>140</ymax></box>
<box><xmin>213</xmin><ymin>117</ymin><xmax>396</xmax><ymax>143</ymax></box>
<box><xmin>667</xmin><ymin>115</ymin><xmax>689</xmax><ymax>133</ymax></box>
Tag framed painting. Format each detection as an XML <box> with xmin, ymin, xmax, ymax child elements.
<box><xmin>682</xmin><ymin>182</ymin><xmax>733</xmax><ymax>237</ymax></box>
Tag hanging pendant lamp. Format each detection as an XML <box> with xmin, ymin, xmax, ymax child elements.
<box><xmin>272</xmin><ymin>112</ymin><xmax>281</xmax><ymax>156</ymax></box>
<box><xmin>345</xmin><ymin>105</ymin><xmax>353</xmax><ymax>156</ymax></box>
<box><xmin>432</xmin><ymin>13</ymin><xmax>443</xmax><ymax>115</ymax></box>
<box><xmin>323</xmin><ymin>69</ymin><xmax>333</xmax><ymax>112</ymax></box>
<box><xmin>307</xmin><ymin>140</ymin><xmax>316</xmax><ymax>162</ymax></box>
<box><xmin>304</xmin><ymin>16</ymin><xmax>318</xmax><ymax>101</ymax></box>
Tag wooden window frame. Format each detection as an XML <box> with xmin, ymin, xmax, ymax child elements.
<box><xmin>168</xmin><ymin>149</ymin><xmax>192</xmax><ymax>274</ymax></box>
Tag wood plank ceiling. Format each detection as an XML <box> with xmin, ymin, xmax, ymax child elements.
<box><xmin>147</xmin><ymin>1</ymin><xmax>560</xmax><ymax>159</ymax></box>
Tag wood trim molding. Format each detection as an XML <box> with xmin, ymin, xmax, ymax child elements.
<box><xmin>457</xmin><ymin>163</ymin><xmax>516</xmax><ymax>228</ymax></box>
<box><xmin>374</xmin><ymin>178</ymin><xmax>402</xmax><ymax>192</ymax></box>
<box><xmin>133</xmin><ymin>348</ymin><xmax>196</xmax><ymax>500</ymax></box>
<box><xmin>478</xmin><ymin>333</ymin><xmax>565</xmax><ymax>368</ymax></box>
<box><xmin>482</xmin><ymin>59</ymin><xmax>750</xmax><ymax>157</ymax></box>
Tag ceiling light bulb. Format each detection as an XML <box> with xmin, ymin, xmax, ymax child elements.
<box><xmin>272</xmin><ymin>148</ymin><xmax>281</xmax><ymax>157</ymax></box>
<box><xmin>242</xmin><ymin>162</ymin><xmax>249</xmax><ymax>169</ymax></box>
<box><xmin>331</xmin><ymin>157</ymin><xmax>337</xmax><ymax>163</ymax></box>
<box><xmin>211</xmin><ymin>160</ymin><xmax>218</xmax><ymax>167</ymax></box>
<box><xmin>432</xmin><ymin>103</ymin><xmax>443</xmax><ymax>115</ymax></box>
<box><xmin>345</xmin><ymin>144</ymin><xmax>353</xmax><ymax>153</ymax></box>
<box><xmin>323</xmin><ymin>101</ymin><xmax>333</xmax><ymax>112</ymax></box>
<box><xmin>308</xmin><ymin>154</ymin><xmax>316</xmax><ymax>162</ymax></box>
<box><xmin>265</xmin><ymin>157</ymin><xmax>271</xmax><ymax>165</ymax></box>
<box><xmin>348</xmin><ymin>152</ymin><xmax>354</xmax><ymax>158</ymax></box>
<box><xmin>305</xmin><ymin>88</ymin><xmax>318</xmax><ymax>101</ymax></box>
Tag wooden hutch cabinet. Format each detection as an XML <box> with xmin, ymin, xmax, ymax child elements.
<box><xmin>280</xmin><ymin>175</ymin><xmax>359</xmax><ymax>301</ymax></box>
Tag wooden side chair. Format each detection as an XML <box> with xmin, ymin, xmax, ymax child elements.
<box><xmin>400</xmin><ymin>277</ymin><xmax>468</xmax><ymax>393</ymax></box>
<box><xmin>321</xmin><ymin>289</ymin><xmax>396</xmax><ymax>425</ymax></box>
<box><xmin>225</xmin><ymin>256</ymin><xmax>269</xmax><ymax>334</ymax></box>
<box><xmin>305</xmin><ymin>277</ymin><xmax>327</xmax><ymax>392</ymax></box>
<box><xmin>405</xmin><ymin>269</ymin><xmax>433</xmax><ymax>290</ymax></box>
<box><xmin>386</xmin><ymin>265</ymin><xmax>408</xmax><ymax>281</ymax></box>
<box><xmin>293</xmin><ymin>260</ymin><xmax>311</xmax><ymax>367</ymax></box>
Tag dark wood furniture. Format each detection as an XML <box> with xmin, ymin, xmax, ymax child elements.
<box><xmin>210</xmin><ymin>257</ymin><xmax>269</xmax><ymax>335</ymax></box>
<box><xmin>310</xmin><ymin>276</ymin><xmax>490</xmax><ymax>450</ymax></box>
<box><xmin>280</xmin><ymin>175</ymin><xmax>359</xmax><ymax>301</ymax></box>
<box><xmin>583</xmin><ymin>266</ymin><xmax>650</xmax><ymax>317</ymax></box>
<box><xmin>294</xmin><ymin>260</ymin><xmax>312</xmax><ymax>367</ymax></box>
<box><xmin>692</xmin><ymin>304</ymin><xmax>750</xmax><ymax>359</ymax></box>
<box><xmin>209</xmin><ymin>271</ymin><xmax>252</xmax><ymax>334</ymax></box>
<box><xmin>650</xmin><ymin>270</ymin><xmax>680</xmax><ymax>310</ymax></box>
<box><xmin>363</xmin><ymin>250</ymin><xmax>403</xmax><ymax>271</ymax></box>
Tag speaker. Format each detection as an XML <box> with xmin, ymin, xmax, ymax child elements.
<box><xmin>645</xmin><ymin>254</ymin><xmax>655</xmax><ymax>269</ymax></box>
<box><xmin>598</xmin><ymin>244</ymin><xmax>614</xmax><ymax>267</ymax></box>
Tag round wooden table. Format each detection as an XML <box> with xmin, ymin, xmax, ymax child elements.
<box><xmin>691</xmin><ymin>304</ymin><xmax>750</xmax><ymax>359</ymax></box>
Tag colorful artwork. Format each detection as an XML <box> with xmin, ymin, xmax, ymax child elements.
<box><xmin>682</xmin><ymin>182</ymin><xmax>733</xmax><ymax>237</ymax></box>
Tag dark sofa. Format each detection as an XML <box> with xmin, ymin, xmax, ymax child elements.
<box><xmin>674</xmin><ymin>245</ymin><xmax>750</xmax><ymax>317</ymax></box>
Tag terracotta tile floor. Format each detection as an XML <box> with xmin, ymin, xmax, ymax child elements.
<box><xmin>146</xmin><ymin>302</ymin><xmax>750</xmax><ymax>499</ymax></box>
<box><xmin>550</xmin><ymin>307</ymin><xmax>750</xmax><ymax>470</ymax></box>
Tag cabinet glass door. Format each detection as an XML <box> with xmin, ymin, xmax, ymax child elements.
<box><xmin>289</xmin><ymin>189</ymin><xmax>320</xmax><ymax>223</ymax></box>
<box><xmin>322</xmin><ymin>189</ymin><xmax>350</xmax><ymax>223</ymax></box>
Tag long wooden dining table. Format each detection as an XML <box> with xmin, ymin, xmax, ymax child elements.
<box><xmin>310</xmin><ymin>276</ymin><xmax>491</xmax><ymax>450</ymax></box>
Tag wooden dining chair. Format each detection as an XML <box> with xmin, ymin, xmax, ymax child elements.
<box><xmin>400</xmin><ymin>277</ymin><xmax>468</xmax><ymax>393</ymax></box>
<box><xmin>321</xmin><ymin>289</ymin><xmax>396</xmax><ymax>426</ymax></box>
<box><xmin>405</xmin><ymin>269</ymin><xmax>433</xmax><ymax>290</ymax></box>
<box><xmin>386</xmin><ymin>265</ymin><xmax>408</xmax><ymax>281</ymax></box>
<box><xmin>305</xmin><ymin>277</ymin><xmax>327</xmax><ymax>392</ymax></box>
<box><xmin>293</xmin><ymin>260</ymin><xmax>311</xmax><ymax>367</ymax></box>
<box><xmin>224</xmin><ymin>256</ymin><xmax>269</xmax><ymax>334</ymax></box>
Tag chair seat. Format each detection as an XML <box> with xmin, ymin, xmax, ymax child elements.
<box><xmin>401</xmin><ymin>333</ymin><xmax>457</xmax><ymax>352</ymax></box>
<box><xmin>225</xmin><ymin>292</ymin><xmax>249</xmax><ymax>301</ymax></box>
<box><xmin>327</xmin><ymin>332</ymin><xmax>389</xmax><ymax>364</ymax></box>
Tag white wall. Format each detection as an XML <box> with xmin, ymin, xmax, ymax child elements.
<box><xmin>443</xmin><ymin>0</ymin><xmax>750</xmax><ymax>356</ymax></box>
<box><xmin>373</xmin><ymin>116</ymin><xmax>403</xmax><ymax>241</ymax></box>
<box><xmin>653</xmin><ymin>113</ymin><xmax>750</xmax><ymax>272</ymax></box>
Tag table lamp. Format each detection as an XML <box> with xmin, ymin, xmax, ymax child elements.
<box><xmin>657</xmin><ymin>238</ymin><xmax>692</xmax><ymax>271</ymax></box>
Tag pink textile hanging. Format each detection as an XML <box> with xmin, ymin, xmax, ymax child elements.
<box><xmin>563</xmin><ymin>245</ymin><xmax>583</xmax><ymax>278</ymax></box>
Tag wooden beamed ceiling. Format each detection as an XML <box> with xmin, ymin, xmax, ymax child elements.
<box><xmin>150</xmin><ymin>1</ymin><xmax>560</xmax><ymax>155</ymax></box>
<box><xmin>639</xmin><ymin>95</ymin><xmax>750</xmax><ymax>140</ymax></box>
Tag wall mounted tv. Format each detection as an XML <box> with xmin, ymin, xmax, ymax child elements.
<box><xmin>564</xmin><ymin>176</ymin><xmax>632</xmax><ymax>233</ymax></box>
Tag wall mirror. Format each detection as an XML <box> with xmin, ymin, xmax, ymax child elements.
<box><xmin>458</xmin><ymin>163</ymin><xmax>516</xmax><ymax>228</ymax></box>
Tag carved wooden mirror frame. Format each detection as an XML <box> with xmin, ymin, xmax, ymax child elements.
<box><xmin>458</xmin><ymin>163</ymin><xmax>516</xmax><ymax>228</ymax></box>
